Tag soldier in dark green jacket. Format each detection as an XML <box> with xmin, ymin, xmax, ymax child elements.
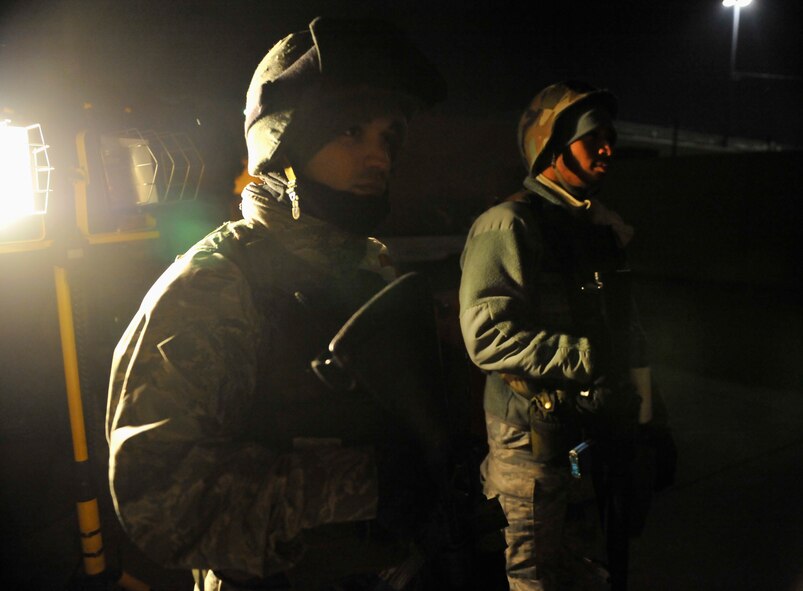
<box><xmin>459</xmin><ymin>81</ymin><xmax>654</xmax><ymax>590</ymax></box>
<box><xmin>106</xmin><ymin>17</ymin><xmax>444</xmax><ymax>590</ymax></box>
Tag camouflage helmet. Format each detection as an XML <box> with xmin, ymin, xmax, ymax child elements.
<box><xmin>517</xmin><ymin>81</ymin><xmax>617</xmax><ymax>176</ymax></box>
<box><xmin>245</xmin><ymin>16</ymin><xmax>445</xmax><ymax>176</ymax></box>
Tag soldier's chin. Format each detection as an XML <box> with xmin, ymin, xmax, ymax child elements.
<box><xmin>588</xmin><ymin>170</ymin><xmax>608</xmax><ymax>185</ymax></box>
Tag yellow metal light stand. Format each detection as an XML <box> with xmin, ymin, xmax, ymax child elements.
<box><xmin>53</xmin><ymin>263</ymin><xmax>106</xmax><ymax>576</ymax></box>
<box><xmin>53</xmin><ymin>259</ymin><xmax>153</xmax><ymax>590</ymax></box>
<box><xmin>3</xmin><ymin>121</ymin><xmax>202</xmax><ymax>588</ymax></box>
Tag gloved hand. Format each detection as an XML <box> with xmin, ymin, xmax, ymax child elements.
<box><xmin>635</xmin><ymin>420</ymin><xmax>678</xmax><ymax>491</ymax></box>
<box><xmin>575</xmin><ymin>375</ymin><xmax>640</xmax><ymax>420</ymax></box>
<box><xmin>628</xmin><ymin>419</ymin><xmax>678</xmax><ymax>535</ymax></box>
<box><xmin>574</xmin><ymin>379</ymin><xmax>608</xmax><ymax>415</ymax></box>
<box><xmin>637</xmin><ymin>380</ymin><xmax>677</xmax><ymax>491</ymax></box>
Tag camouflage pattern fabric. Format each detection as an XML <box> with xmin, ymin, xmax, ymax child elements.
<box><xmin>107</xmin><ymin>186</ymin><xmax>397</xmax><ymax>580</ymax></box>
<box><xmin>482</xmin><ymin>416</ymin><xmax>608</xmax><ymax>591</ymax></box>
<box><xmin>517</xmin><ymin>82</ymin><xmax>617</xmax><ymax>176</ymax></box>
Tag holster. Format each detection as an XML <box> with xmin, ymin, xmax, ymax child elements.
<box><xmin>529</xmin><ymin>408</ymin><xmax>573</xmax><ymax>464</ymax></box>
<box><xmin>504</xmin><ymin>375</ymin><xmax>581</xmax><ymax>464</ymax></box>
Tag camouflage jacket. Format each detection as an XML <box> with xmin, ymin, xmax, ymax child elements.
<box><xmin>458</xmin><ymin>178</ymin><xmax>648</xmax><ymax>429</ymax></box>
<box><xmin>106</xmin><ymin>184</ymin><xmax>397</xmax><ymax>578</ymax></box>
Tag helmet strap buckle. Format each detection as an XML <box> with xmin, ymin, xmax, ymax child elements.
<box><xmin>283</xmin><ymin>164</ymin><xmax>301</xmax><ymax>220</ymax></box>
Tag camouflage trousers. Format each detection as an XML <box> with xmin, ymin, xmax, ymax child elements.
<box><xmin>194</xmin><ymin>569</ymin><xmax>291</xmax><ymax>591</ymax></box>
<box><xmin>195</xmin><ymin>564</ymin><xmax>420</xmax><ymax>591</ymax></box>
<box><xmin>482</xmin><ymin>415</ymin><xmax>609</xmax><ymax>591</ymax></box>
<box><xmin>193</xmin><ymin>522</ymin><xmax>411</xmax><ymax>591</ymax></box>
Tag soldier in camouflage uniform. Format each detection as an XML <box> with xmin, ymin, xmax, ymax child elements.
<box><xmin>106</xmin><ymin>17</ymin><xmax>444</xmax><ymax>590</ymax></box>
<box><xmin>458</xmin><ymin>81</ymin><xmax>655</xmax><ymax>590</ymax></box>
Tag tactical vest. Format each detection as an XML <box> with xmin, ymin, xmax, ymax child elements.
<box><xmin>484</xmin><ymin>194</ymin><xmax>634</xmax><ymax>436</ymax></box>
<box><xmin>533</xmin><ymin>196</ymin><xmax>633</xmax><ymax>377</ymax></box>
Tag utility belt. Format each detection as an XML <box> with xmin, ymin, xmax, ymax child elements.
<box><xmin>499</xmin><ymin>373</ymin><xmax>595</xmax><ymax>466</ymax></box>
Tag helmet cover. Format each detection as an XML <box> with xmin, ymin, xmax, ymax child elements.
<box><xmin>517</xmin><ymin>81</ymin><xmax>617</xmax><ymax>176</ymax></box>
<box><xmin>245</xmin><ymin>16</ymin><xmax>446</xmax><ymax>176</ymax></box>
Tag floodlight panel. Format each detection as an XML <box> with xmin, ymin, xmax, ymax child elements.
<box><xmin>100</xmin><ymin>134</ymin><xmax>159</xmax><ymax>208</ymax></box>
<box><xmin>125</xmin><ymin>137</ymin><xmax>159</xmax><ymax>205</ymax></box>
<box><xmin>0</xmin><ymin>124</ymin><xmax>36</xmax><ymax>227</ymax></box>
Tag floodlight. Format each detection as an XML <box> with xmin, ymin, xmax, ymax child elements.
<box><xmin>138</xmin><ymin>130</ymin><xmax>205</xmax><ymax>203</ymax></box>
<box><xmin>0</xmin><ymin>121</ymin><xmax>51</xmax><ymax>228</ymax></box>
<box><xmin>97</xmin><ymin>129</ymin><xmax>204</xmax><ymax>209</ymax></box>
<box><xmin>74</xmin><ymin>127</ymin><xmax>204</xmax><ymax>242</ymax></box>
<box><xmin>723</xmin><ymin>0</ymin><xmax>752</xmax><ymax>7</ymax></box>
<box><xmin>99</xmin><ymin>132</ymin><xmax>160</xmax><ymax>208</ymax></box>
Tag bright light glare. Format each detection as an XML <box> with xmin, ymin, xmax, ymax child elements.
<box><xmin>723</xmin><ymin>0</ymin><xmax>752</xmax><ymax>7</ymax></box>
<box><xmin>0</xmin><ymin>122</ymin><xmax>49</xmax><ymax>229</ymax></box>
<box><xmin>0</xmin><ymin>124</ymin><xmax>36</xmax><ymax>227</ymax></box>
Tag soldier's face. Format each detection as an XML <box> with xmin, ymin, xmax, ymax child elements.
<box><xmin>556</xmin><ymin>124</ymin><xmax>616</xmax><ymax>189</ymax></box>
<box><xmin>302</xmin><ymin>113</ymin><xmax>407</xmax><ymax>197</ymax></box>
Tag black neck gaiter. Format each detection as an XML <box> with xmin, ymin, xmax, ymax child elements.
<box><xmin>263</xmin><ymin>172</ymin><xmax>390</xmax><ymax>236</ymax></box>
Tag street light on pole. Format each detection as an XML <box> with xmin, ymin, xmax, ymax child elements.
<box><xmin>722</xmin><ymin>0</ymin><xmax>799</xmax><ymax>81</ymax></box>
<box><xmin>723</xmin><ymin>0</ymin><xmax>753</xmax><ymax>81</ymax></box>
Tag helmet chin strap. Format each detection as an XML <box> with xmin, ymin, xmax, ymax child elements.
<box><xmin>283</xmin><ymin>164</ymin><xmax>301</xmax><ymax>220</ymax></box>
<box><xmin>549</xmin><ymin>153</ymin><xmax>600</xmax><ymax>199</ymax></box>
<box><xmin>553</xmin><ymin>164</ymin><xmax>584</xmax><ymax>197</ymax></box>
<box><xmin>532</xmin><ymin>173</ymin><xmax>591</xmax><ymax>211</ymax></box>
<box><xmin>270</xmin><ymin>160</ymin><xmax>390</xmax><ymax>235</ymax></box>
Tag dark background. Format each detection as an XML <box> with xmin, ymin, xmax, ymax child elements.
<box><xmin>1</xmin><ymin>0</ymin><xmax>802</xmax><ymax>152</ymax></box>
<box><xmin>1</xmin><ymin>0</ymin><xmax>801</xmax><ymax>212</ymax></box>
<box><xmin>0</xmin><ymin>1</ymin><xmax>801</xmax><ymax>589</ymax></box>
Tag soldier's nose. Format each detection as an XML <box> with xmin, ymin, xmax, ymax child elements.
<box><xmin>365</xmin><ymin>142</ymin><xmax>391</xmax><ymax>172</ymax></box>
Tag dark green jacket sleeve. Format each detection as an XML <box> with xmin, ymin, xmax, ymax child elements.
<box><xmin>106</xmin><ymin>247</ymin><xmax>378</xmax><ymax>577</ymax></box>
<box><xmin>458</xmin><ymin>201</ymin><xmax>595</xmax><ymax>384</ymax></box>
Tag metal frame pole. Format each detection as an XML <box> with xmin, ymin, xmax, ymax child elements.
<box><xmin>54</xmin><ymin>264</ymin><xmax>106</xmax><ymax>577</ymax></box>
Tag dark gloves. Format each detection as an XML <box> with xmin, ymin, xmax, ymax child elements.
<box><xmin>635</xmin><ymin>420</ymin><xmax>678</xmax><ymax>492</ymax></box>
<box><xmin>629</xmin><ymin>378</ymin><xmax>678</xmax><ymax>536</ymax></box>
<box><xmin>574</xmin><ymin>375</ymin><xmax>641</xmax><ymax>426</ymax></box>
<box><xmin>628</xmin><ymin>419</ymin><xmax>678</xmax><ymax>536</ymax></box>
<box><xmin>638</xmin><ymin>380</ymin><xmax>677</xmax><ymax>491</ymax></box>
<box><xmin>581</xmin><ymin>375</ymin><xmax>676</xmax><ymax>490</ymax></box>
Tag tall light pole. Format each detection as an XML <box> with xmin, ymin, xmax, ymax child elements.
<box><xmin>722</xmin><ymin>0</ymin><xmax>799</xmax><ymax>81</ymax></box>
<box><xmin>723</xmin><ymin>0</ymin><xmax>752</xmax><ymax>81</ymax></box>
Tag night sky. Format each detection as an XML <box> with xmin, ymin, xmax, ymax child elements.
<box><xmin>1</xmin><ymin>0</ymin><xmax>801</xmax><ymax>146</ymax></box>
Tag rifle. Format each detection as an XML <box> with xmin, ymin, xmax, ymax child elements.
<box><xmin>521</xmin><ymin>198</ymin><xmax>675</xmax><ymax>591</ymax></box>
<box><xmin>312</xmin><ymin>272</ymin><xmax>507</xmax><ymax>590</ymax></box>
<box><xmin>575</xmin><ymin>266</ymin><xmax>641</xmax><ymax>591</ymax></box>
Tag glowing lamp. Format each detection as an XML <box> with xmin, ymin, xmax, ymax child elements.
<box><xmin>722</xmin><ymin>0</ymin><xmax>755</xmax><ymax>81</ymax></box>
<box><xmin>0</xmin><ymin>121</ymin><xmax>51</xmax><ymax>228</ymax></box>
